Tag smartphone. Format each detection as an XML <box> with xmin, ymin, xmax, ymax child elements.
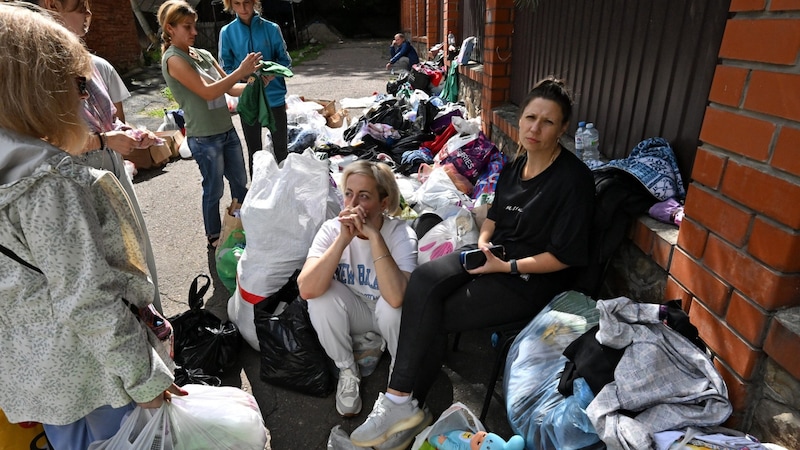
<box><xmin>460</xmin><ymin>245</ymin><xmax>506</xmax><ymax>270</ymax></box>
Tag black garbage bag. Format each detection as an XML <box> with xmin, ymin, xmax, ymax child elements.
<box><xmin>169</xmin><ymin>274</ymin><xmax>242</xmax><ymax>375</ymax></box>
<box><xmin>254</xmin><ymin>271</ymin><xmax>336</xmax><ymax>397</ymax></box>
<box><xmin>173</xmin><ymin>367</ymin><xmax>222</xmax><ymax>387</ymax></box>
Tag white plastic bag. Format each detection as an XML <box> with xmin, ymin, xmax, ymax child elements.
<box><xmin>417</xmin><ymin>206</ymin><xmax>478</xmax><ymax>265</ymax></box>
<box><xmin>410</xmin><ymin>166</ymin><xmax>473</xmax><ymax>213</ymax></box>
<box><xmin>88</xmin><ymin>384</ymin><xmax>268</xmax><ymax>450</ymax></box>
<box><xmin>231</xmin><ymin>149</ymin><xmax>342</xmax><ymax>349</ymax></box>
<box><xmin>411</xmin><ymin>402</ymin><xmax>485</xmax><ymax>450</ymax></box>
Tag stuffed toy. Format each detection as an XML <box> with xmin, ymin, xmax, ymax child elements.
<box><xmin>429</xmin><ymin>430</ymin><xmax>525</xmax><ymax>450</ymax></box>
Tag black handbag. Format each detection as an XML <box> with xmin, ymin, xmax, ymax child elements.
<box><xmin>409</xmin><ymin>67</ymin><xmax>431</xmax><ymax>91</ymax></box>
<box><xmin>169</xmin><ymin>274</ymin><xmax>242</xmax><ymax>376</ymax></box>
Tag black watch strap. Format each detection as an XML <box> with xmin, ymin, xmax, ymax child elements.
<box><xmin>509</xmin><ymin>259</ymin><xmax>519</xmax><ymax>275</ymax></box>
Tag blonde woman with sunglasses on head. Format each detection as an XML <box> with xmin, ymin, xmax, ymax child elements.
<box><xmin>0</xmin><ymin>4</ymin><xmax>184</xmax><ymax>449</ymax></box>
<box><xmin>23</xmin><ymin>0</ymin><xmax>165</xmax><ymax>312</ymax></box>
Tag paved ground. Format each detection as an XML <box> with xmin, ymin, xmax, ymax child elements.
<box><xmin>121</xmin><ymin>39</ymin><xmax>512</xmax><ymax>449</ymax></box>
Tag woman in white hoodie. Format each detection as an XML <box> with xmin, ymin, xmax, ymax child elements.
<box><xmin>0</xmin><ymin>4</ymin><xmax>182</xmax><ymax>449</ymax></box>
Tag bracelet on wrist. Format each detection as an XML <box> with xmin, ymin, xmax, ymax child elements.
<box><xmin>373</xmin><ymin>253</ymin><xmax>391</xmax><ymax>264</ymax></box>
<box><xmin>509</xmin><ymin>259</ymin><xmax>519</xmax><ymax>275</ymax></box>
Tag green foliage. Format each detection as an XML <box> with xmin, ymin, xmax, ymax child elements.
<box><xmin>161</xmin><ymin>87</ymin><xmax>175</xmax><ymax>102</ymax></box>
<box><xmin>143</xmin><ymin>48</ymin><xmax>161</xmax><ymax>66</ymax></box>
<box><xmin>289</xmin><ymin>42</ymin><xmax>325</xmax><ymax>66</ymax></box>
<box><xmin>142</xmin><ymin>88</ymin><xmax>178</xmax><ymax>118</ymax></box>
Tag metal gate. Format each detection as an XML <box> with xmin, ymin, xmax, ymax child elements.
<box><xmin>510</xmin><ymin>0</ymin><xmax>730</xmax><ymax>180</ymax></box>
<box><xmin>460</xmin><ymin>0</ymin><xmax>485</xmax><ymax>63</ymax></box>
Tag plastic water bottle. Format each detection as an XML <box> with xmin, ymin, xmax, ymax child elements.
<box><xmin>448</xmin><ymin>31</ymin><xmax>456</xmax><ymax>47</ymax></box>
<box><xmin>574</xmin><ymin>121</ymin><xmax>586</xmax><ymax>159</ymax></box>
<box><xmin>583</xmin><ymin>123</ymin><xmax>600</xmax><ymax>161</ymax></box>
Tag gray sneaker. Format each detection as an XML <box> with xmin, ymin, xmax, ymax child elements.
<box><xmin>336</xmin><ymin>368</ymin><xmax>362</xmax><ymax>417</ymax></box>
<box><xmin>350</xmin><ymin>393</ymin><xmax>425</xmax><ymax>448</ymax></box>
<box><xmin>374</xmin><ymin>406</ymin><xmax>433</xmax><ymax>450</ymax></box>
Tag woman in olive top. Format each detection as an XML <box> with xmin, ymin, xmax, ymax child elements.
<box><xmin>158</xmin><ymin>0</ymin><xmax>262</xmax><ymax>249</ymax></box>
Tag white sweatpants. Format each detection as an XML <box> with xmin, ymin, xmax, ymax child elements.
<box><xmin>306</xmin><ymin>280</ymin><xmax>401</xmax><ymax>375</ymax></box>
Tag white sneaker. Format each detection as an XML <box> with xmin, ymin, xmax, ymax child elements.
<box><xmin>336</xmin><ymin>368</ymin><xmax>362</xmax><ymax>417</ymax></box>
<box><xmin>374</xmin><ymin>406</ymin><xmax>433</xmax><ymax>450</ymax></box>
<box><xmin>350</xmin><ymin>393</ymin><xmax>425</xmax><ymax>448</ymax></box>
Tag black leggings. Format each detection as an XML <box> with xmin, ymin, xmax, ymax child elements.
<box><xmin>241</xmin><ymin>105</ymin><xmax>288</xmax><ymax>178</ymax></box>
<box><xmin>388</xmin><ymin>248</ymin><xmax>564</xmax><ymax>403</ymax></box>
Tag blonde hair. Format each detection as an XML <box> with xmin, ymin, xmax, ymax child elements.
<box><xmin>341</xmin><ymin>160</ymin><xmax>402</xmax><ymax>216</ymax></box>
<box><xmin>157</xmin><ymin>0</ymin><xmax>197</xmax><ymax>53</ymax></box>
<box><xmin>221</xmin><ymin>0</ymin><xmax>261</xmax><ymax>14</ymax></box>
<box><xmin>0</xmin><ymin>2</ymin><xmax>92</xmax><ymax>153</ymax></box>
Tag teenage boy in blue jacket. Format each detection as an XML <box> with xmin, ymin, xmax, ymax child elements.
<box><xmin>219</xmin><ymin>0</ymin><xmax>292</xmax><ymax>175</ymax></box>
<box><xmin>386</xmin><ymin>33</ymin><xmax>419</xmax><ymax>73</ymax></box>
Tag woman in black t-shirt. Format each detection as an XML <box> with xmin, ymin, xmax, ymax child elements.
<box><xmin>350</xmin><ymin>77</ymin><xmax>595</xmax><ymax>449</ymax></box>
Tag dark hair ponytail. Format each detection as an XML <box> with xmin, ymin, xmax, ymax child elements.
<box><xmin>521</xmin><ymin>76</ymin><xmax>573</xmax><ymax>124</ymax></box>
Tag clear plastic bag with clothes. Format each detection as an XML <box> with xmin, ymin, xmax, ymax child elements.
<box><xmin>327</xmin><ymin>425</ymin><xmax>370</xmax><ymax>450</ymax></box>
<box><xmin>88</xmin><ymin>384</ymin><xmax>269</xmax><ymax>450</ymax></box>
<box><xmin>411</xmin><ymin>402</ymin><xmax>486</xmax><ymax>450</ymax></box>
<box><xmin>504</xmin><ymin>291</ymin><xmax>601</xmax><ymax>450</ymax></box>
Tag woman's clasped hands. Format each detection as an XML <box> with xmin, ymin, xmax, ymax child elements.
<box><xmin>337</xmin><ymin>205</ymin><xmax>377</xmax><ymax>241</ymax></box>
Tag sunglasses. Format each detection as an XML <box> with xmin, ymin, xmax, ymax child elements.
<box><xmin>75</xmin><ymin>76</ymin><xmax>88</xmax><ymax>97</ymax></box>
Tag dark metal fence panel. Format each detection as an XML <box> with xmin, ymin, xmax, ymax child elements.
<box><xmin>509</xmin><ymin>0</ymin><xmax>729</xmax><ymax>180</ymax></box>
<box><xmin>460</xmin><ymin>0</ymin><xmax>485</xmax><ymax>63</ymax></box>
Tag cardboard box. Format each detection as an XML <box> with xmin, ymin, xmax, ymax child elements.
<box><xmin>326</xmin><ymin>109</ymin><xmax>349</xmax><ymax>128</ymax></box>
<box><xmin>124</xmin><ymin>148</ymin><xmax>154</xmax><ymax>170</ymax></box>
<box><xmin>305</xmin><ymin>98</ymin><xmax>336</xmax><ymax>118</ymax></box>
<box><xmin>123</xmin><ymin>143</ymin><xmax>172</xmax><ymax>171</ymax></box>
<box><xmin>155</xmin><ymin>130</ymin><xmax>184</xmax><ymax>158</ymax></box>
<box><xmin>149</xmin><ymin>142</ymin><xmax>171</xmax><ymax>167</ymax></box>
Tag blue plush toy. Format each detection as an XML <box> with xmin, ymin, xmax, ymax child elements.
<box><xmin>428</xmin><ymin>430</ymin><xmax>525</xmax><ymax>450</ymax></box>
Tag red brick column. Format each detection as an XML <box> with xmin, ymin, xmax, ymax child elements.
<box><xmin>400</xmin><ymin>0</ymin><xmax>413</xmax><ymax>36</ymax></box>
<box><xmin>443</xmin><ymin>0</ymin><xmax>459</xmax><ymax>58</ymax></box>
<box><xmin>426</xmin><ymin>1</ymin><xmax>440</xmax><ymax>50</ymax></box>
<box><xmin>83</xmin><ymin>0</ymin><xmax>141</xmax><ymax>72</ymax></box>
<box><xmin>670</xmin><ymin>0</ymin><xmax>800</xmax><ymax>429</ymax></box>
<box><xmin>478</xmin><ymin>0</ymin><xmax>514</xmax><ymax>134</ymax></box>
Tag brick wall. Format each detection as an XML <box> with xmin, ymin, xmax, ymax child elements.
<box><xmin>672</xmin><ymin>0</ymin><xmax>800</xmax><ymax>444</ymax></box>
<box><xmin>84</xmin><ymin>0</ymin><xmax>142</xmax><ymax>72</ymax></box>
<box><xmin>426</xmin><ymin>0</ymin><xmax>440</xmax><ymax>49</ymax></box>
<box><xmin>478</xmin><ymin>0</ymin><xmax>513</xmax><ymax>135</ymax></box>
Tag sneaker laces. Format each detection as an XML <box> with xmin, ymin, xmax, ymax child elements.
<box><xmin>366</xmin><ymin>395</ymin><xmax>389</xmax><ymax>421</ymax></box>
<box><xmin>340</xmin><ymin>370</ymin><xmax>359</xmax><ymax>396</ymax></box>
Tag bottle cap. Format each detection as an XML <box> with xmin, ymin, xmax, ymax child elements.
<box><xmin>578</xmin><ymin>121</ymin><xmax>586</xmax><ymax>127</ymax></box>
<box><xmin>586</xmin><ymin>123</ymin><xmax>594</xmax><ymax>128</ymax></box>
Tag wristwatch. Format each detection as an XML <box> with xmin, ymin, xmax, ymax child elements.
<box><xmin>509</xmin><ymin>259</ymin><xmax>519</xmax><ymax>275</ymax></box>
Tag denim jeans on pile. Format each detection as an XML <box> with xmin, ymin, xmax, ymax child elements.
<box><xmin>188</xmin><ymin>128</ymin><xmax>248</xmax><ymax>239</ymax></box>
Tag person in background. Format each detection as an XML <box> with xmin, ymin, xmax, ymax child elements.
<box><xmin>298</xmin><ymin>161</ymin><xmax>418</xmax><ymax>428</ymax></box>
<box><xmin>92</xmin><ymin>54</ymin><xmax>131</xmax><ymax>123</ymax></box>
<box><xmin>158</xmin><ymin>0</ymin><xmax>261</xmax><ymax>249</ymax></box>
<box><xmin>0</xmin><ymin>4</ymin><xmax>184</xmax><ymax>449</ymax></box>
<box><xmin>350</xmin><ymin>77</ymin><xmax>596</xmax><ymax>448</ymax></box>
<box><xmin>31</xmin><ymin>0</ymin><xmax>164</xmax><ymax>312</ymax></box>
<box><xmin>219</xmin><ymin>0</ymin><xmax>291</xmax><ymax>176</ymax></box>
<box><xmin>385</xmin><ymin>32</ymin><xmax>419</xmax><ymax>73</ymax></box>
